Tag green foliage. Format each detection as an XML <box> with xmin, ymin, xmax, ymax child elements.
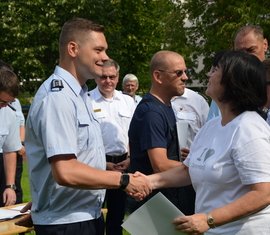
<box><xmin>1</xmin><ymin>0</ymin><xmax>270</xmax><ymax>98</ymax></box>
<box><xmin>179</xmin><ymin>0</ymin><xmax>270</xmax><ymax>84</ymax></box>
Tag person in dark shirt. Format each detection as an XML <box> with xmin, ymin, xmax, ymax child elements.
<box><xmin>128</xmin><ymin>50</ymin><xmax>195</xmax><ymax>215</ymax></box>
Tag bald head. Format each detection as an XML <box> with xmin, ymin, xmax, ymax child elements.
<box><xmin>149</xmin><ymin>50</ymin><xmax>188</xmax><ymax>103</ymax></box>
<box><xmin>234</xmin><ymin>25</ymin><xmax>268</xmax><ymax>61</ymax></box>
<box><xmin>150</xmin><ymin>51</ymin><xmax>185</xmax><ymax>74</ymax></box>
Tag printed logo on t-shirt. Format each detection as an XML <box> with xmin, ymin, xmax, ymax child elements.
<box><xmin>197</xmin><ymin>148</ymin><xmax>215</xmax><ymax>162</ymax></box>
<box><xmin>190</xmin><ymin>147</ymin><xmax>215</xmax><ymax>170</ymax></box>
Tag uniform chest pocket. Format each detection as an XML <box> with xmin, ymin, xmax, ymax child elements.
<box><xmin>118</xmin><ymin>110</ymin><xmax>132</xmax><ymax>119</ymax></box>
<box><xmin>176</xmin><ymin>111</ymin><xmax>196</xmax><ymax>121</ymax></box>
<box><xmin>77</xmin><ymin>115</ymin><xmax>90</xmax><ymax>150</ymax></box>
<box><xmin>93</xmin><ymin>109</ymin><xmax>107</xmax><ymax>121</ymax></box>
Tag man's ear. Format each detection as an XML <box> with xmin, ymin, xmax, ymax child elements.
<box><xmin>67</xmin><ymin>41</ymin><xmax>78</xmax><ymax>58</ymax></box>
<box><xmin>264</xmin><ymin>38</ymin><xmax>268</xmax><ymax>53</ymax></box>
<box><xmin>153</xmin><ymin>70</ymin><xmax>163</xmax><ymax>84</ymax></box>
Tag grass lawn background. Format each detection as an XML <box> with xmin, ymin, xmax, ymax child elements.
<box><xmin>21</xmin><ymin>161</ymin><xmax>130</xmax><ymax>235</ymax></box>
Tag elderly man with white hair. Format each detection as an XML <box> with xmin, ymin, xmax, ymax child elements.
<box><xmin>122</xmin><ymin>73</ymin><xmax>142</xmax><ymax>104</ymax></box>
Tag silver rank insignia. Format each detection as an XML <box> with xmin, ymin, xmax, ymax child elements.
<box><xmin>51</xmin><ymin>79</ymin><xmax>64</xmax><ymax>91</ymax></box>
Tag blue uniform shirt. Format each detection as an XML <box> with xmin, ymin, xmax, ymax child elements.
<box><xmin>0</xmin><ymin>107</ymin><xmax>21</xmax><ymax>152</ymax></box>
<box><xmin>25</xmin><ymin>66</ymin><xmax>106</xmax><ymax>225</ymax></box>
<box><xmin>11</xmin><ymin>98</ymin><xmax>25</xmax><ymax>127</ymax></box>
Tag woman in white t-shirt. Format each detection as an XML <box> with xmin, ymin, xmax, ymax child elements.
<box><xmin>147</xmin><ymin>50</ymin><xmax>270</xmax><ymax>234</ymax></box>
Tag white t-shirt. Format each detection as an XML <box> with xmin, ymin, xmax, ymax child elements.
<box><xmin>185</xmin><ymin>111</ymin><xmax>270</xmax><ymax>234</ymax></box>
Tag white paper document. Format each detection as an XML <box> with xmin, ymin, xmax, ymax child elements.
<box><xmin>0</xmin><ymin>205</ymin><xmax>29</xmax><ymax>220</ymax></box>
<box><xmin>122</xmin><ymin>192</ymin><xmax>186</xmax><ymax>235</ymax></box>
<box><xmin>176</xmin><ymin>120</ymin><xmax>189</xmax><ymax>149</ymax></box>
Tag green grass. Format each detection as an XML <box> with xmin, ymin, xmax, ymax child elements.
<box><xmin>22</xmin><ymin>160</ymin><xmax>31</xmax><ymax>202</ymax></box>
<box><xmin>22</xmin><ymin>160</ymin><xmax>130</xmax><ymax>235</ymax></box>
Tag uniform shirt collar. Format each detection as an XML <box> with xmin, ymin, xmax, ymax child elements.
<box><xmin>171</xmin><ymin>88</ymin><xmax>188</xmax><ymax>102</ymax></box>
<box><xmin>91</xmin><ymin>87</ymin><xmax>121</xmax><ymax>101</ymax></box>
<box><xmin>54</xmin><ymin>66</ymin><xmax>87</xmax><ymax>97</ymax></box>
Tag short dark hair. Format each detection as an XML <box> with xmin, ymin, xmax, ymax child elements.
<box><xmin>102</xmin><ymin>59</ymin><xmax>120</xmax><ymax>72</ymax></box>
<box><xmin>234</xmin><ymin>25</ymin><xmax>265</xmax><ymax>43</ymax></box>
<box><xmin>59</xmin><ymin>17</ymin><xmax>105</xmax><ymax>56</ymax></box>
<box><xmin>212</xmin><ymin>50</ymin><xmax>227</xmax><ymax>67</ymax></box>
<box><xmin>218</xmin><ymin>50</ymin><xmax>266</xmax><ymax>114</ymax></box>
<box><xmin>0</xmin><ymin>59</ymin><xmax>13</xmax><ymax>71</ymax></box>
<box><xmin>0</xmin><ymin>68</ymin><xmax>19</xmax><ymax>97</ymax></box>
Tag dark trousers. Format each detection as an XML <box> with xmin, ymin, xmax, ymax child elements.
<box><xmin>105</xmin><ymin>188</ymin><xmax>126</xmax><ymax>235</ymax></box>
<box><xmin>176</xmin><ymin>185</ymin><xmax>196</xmax><ymax>215</ymax></box>
<box><xmin>0</xmin><ymin>152</ymin><xmax>23</xmax><ymax>206</ymax></box>
<box><xmin>34</xmin><ymin>217</ymin><xmax>104</xmax><ymax>235</ymax></box>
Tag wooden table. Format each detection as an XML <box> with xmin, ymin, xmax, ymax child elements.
<box><xmin>0</xmin><ymin>203</ymin><xmax>33</xmax><ymax>235</ymax></box>
<box><xmin>0</xmin><ymin>205</ymin><xmax>107</xmax><ymax>235</ymax></box>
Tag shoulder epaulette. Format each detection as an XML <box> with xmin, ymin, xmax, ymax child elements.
<box><xmin>51</xmin><ymin>79</ymin><xmax>64</xmax><ymax>91</ymax></box>
<box><xmin>8</xmin><ymin>104</ymin><xmax>16</xmax><ymax>112</ymax></box>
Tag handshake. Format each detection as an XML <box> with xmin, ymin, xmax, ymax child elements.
<box><xmin>16</xmin><ymin>171</ymin><xmax>154</xmax><ymax>227</ymax></box>
<box><xmin>122</xmin><ymin>171</ymin><xmax>153</xmax><ymax>201</ymax></box>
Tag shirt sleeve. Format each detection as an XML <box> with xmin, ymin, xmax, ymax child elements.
<box><xmin>12</xmin><ymin>99</ymin><xmax>25</xmax><ymax>127</ymax></box>
<box><xmin>233</xmin><ymin>137</ymin><xmax>270</xmax><ymax>185</ymax></box>
<box><xmin>36</xmin><ymin>92</ymin><xmax>78</xmax><ymax>158</ymax></box>
<box><xmin>2</xmin><ymin>112</ymin><xmax>21</xmax><ymax>152</ymax></box>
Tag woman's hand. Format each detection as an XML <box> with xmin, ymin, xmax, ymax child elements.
<box><xmin>173</xmin><ymin>213</ymin><xmax>209</xmax><ymax>234</ymax></box>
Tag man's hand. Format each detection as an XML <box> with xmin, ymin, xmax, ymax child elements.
<box><xmin>3</xmin><ymin>188</ymin><xmax>16</xmax><ymax>206</ymax></box>
<box><xmin>15</xmin><ymin>202</ymin><xmax>33</xmax><ymax>227</ymax></box>
<box><xmin>20</xmin><ymin>201</ymin><xmax>32</xmax><ymax>212</ymax></box>
<box><xmin>180</xmin><ymin>147</ymin><xmax>190</xmax><ymax>161</ymax></box>
<box><xmin>125</xmin><ymin>172</ymin><xmax>152</xmax><ymax>200</ymax></box>
<box><xmin>106</xmin><ymin>162</ymin><xmax>118</xmax><ymax>171</ymax></box>
<box><xmin>115</xmin><ymin>158</ymin><xmax>130</xmax><ymax>172</ymax></box>
<box><xmin>18</xmin><ymin>146</ymin><xmax>26</xmax><ymax>157</ymax></box>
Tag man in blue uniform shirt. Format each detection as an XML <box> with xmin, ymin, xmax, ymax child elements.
<box><xmin>25</xmin><ymin>18</ymin><xmax>150</xmax><ymax>235</ymax></box>
<box><xmin>0</xmin><ymin>68</ymin><xmax>21</xmax><ymax>207</ymax></box>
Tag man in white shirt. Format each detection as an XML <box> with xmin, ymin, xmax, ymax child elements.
<box><xmin>90</xmin><ymin>59</ymin><xmax>135</xmax><ymax>235</ymax></box>
<box><xmin>171</xmin><ymin>88</ymin><xmax>209</xmax><ymax>149</ymax></box>
<box><xmin>122</xmin><ymin>73</ymin><xmax>142</xmax><ymax>104</ymax></box>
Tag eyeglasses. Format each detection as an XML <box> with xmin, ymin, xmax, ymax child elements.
<box><xmin>158</xmin><ymin>69</ymin><xmax>187</xmax><ymax>77</ymax></box>
<box><xmin>100</xmin><ymin>75</ymin><xmax>117</xmax><ymax>80</ymax></box>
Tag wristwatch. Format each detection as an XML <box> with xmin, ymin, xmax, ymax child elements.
<box><xmin>119</xmin><ymin>173</ymin><xmax>130</xmax><ymax>190</ymax></box>
<box><xmin>5</xmin><ymin>184</ymin><xmax>17</xmax><ymax>190</ymax></box>
<box><xmin>207</xmin><ymin>214</ymin><xmax>216</xmax><ymax>228</ymax></box>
